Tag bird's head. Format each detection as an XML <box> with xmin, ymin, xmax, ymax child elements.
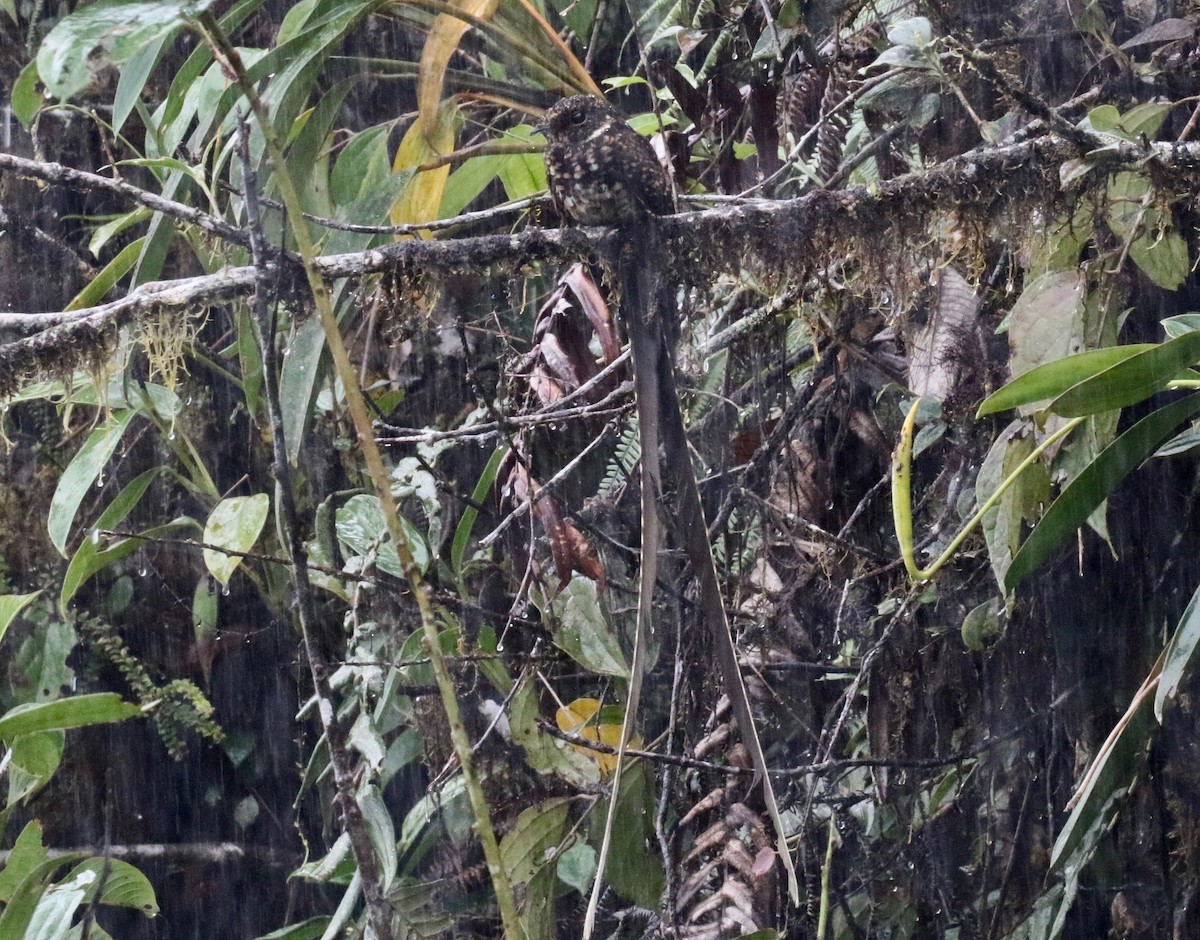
<box><xmin>533</xmin><ymin>95</ymin><xmax>620</xmax><ymax>144</ymax></box>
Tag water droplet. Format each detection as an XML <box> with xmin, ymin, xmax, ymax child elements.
<box><xmin>496</xmin><ymin>643</ymin><xmax>505</xmax><ymax>653</ymax></box>
<box><xmin>221</xmin><ymin>585</ymin><xmax>231</xmax><ymax>596</ymax></box>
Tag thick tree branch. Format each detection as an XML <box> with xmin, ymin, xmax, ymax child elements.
<box><xmin>2</xmin><ymin>134</ymin><xmax>1198</xmax><ymax>395</ymax></box>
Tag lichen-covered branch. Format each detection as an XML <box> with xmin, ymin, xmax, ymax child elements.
<box><xmin>2</xmin><ymin>133</ymin><xmax>1197</xmax><ymax>394</ymax></box>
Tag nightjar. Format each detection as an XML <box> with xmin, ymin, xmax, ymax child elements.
<box><xmin>536</xmin><ymin>95</ymin><xmax>674</xmax><ymax>226</ymax></box>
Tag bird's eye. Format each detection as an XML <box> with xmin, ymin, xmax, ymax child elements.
<box><xmin>570</xmin><ymin>109</ymin><xmax>587</xmax><ymax>125</ymax></box>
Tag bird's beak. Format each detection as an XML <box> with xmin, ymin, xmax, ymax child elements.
<box><xmin>531</xmin><ymin>117</ymin><xmax>548</xmax><ymax>137</ymax></box>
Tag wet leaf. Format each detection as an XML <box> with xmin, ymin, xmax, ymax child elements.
<box><xmin>203</xmin><ymin>493</ymin><xmax>270</xmax><ymax>586</ymax></box>
<box><xmin>48</xmin><ymin>410</ymin><xmax>138</xmax><ymax>557</ymax></box>
<box><xmin>0</xmin><ymin>694</ymin><xmax>141</xmax><ymax>741</ymax></box>
<box><xmin>499</xmin><ymin>797</ymin><xmax>570</xmax><ymax>885</ymax></box>
<box><xmin>1007</xmin><ymin>393</ymin><xmax>1200</xmax><ymax>591</ymax></box>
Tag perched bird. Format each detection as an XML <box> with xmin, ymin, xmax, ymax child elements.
<box><xmin>536</xmin><ymin>95</ymin><xmax>673</xmax><ymax>225</ymax></box>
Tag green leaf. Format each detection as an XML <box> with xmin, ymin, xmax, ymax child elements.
<box><xmin>24</xmin><ymin>868</ymin><xmax>89</xmax><ymax>940</ymax></box>
<box><xmin>0</xmin><ymin>693</ymin><xmax>141</xmax><ymax>742</ymax></box>
<box><xmin>977</xmin><ymin>346</ymin><xmax>1154</xmax><ymax>417</ymax></box>
<box><xmin>64</xmin><ymin>237</ymin><xmax>145</xmax><ymax>311</ymax></box>
<box><xmin>11</xmin><ymin>60</ymin><xmax>44</xmax><ymax>128</ymax></box>
<box><xmin>0</xmin><ymin>822</ymin><xmax>49</xmax><ymax>903</ymax></box>
<box><xmin>37</xmin><ymin>0</ymin><xmax>217</xmax><ymax>104</ymax></box>
<box><xmin>203</xmin><ymin>493</ymin><xmax>270</xmax><ymax>586</ymax></box>
<box><xmin>1049</xmin><ymin>696</ymin><xmax>1152</xmax><ymax>872</ymax></box>
<box><xmin>355</xmin><ymin>782</ymin><xmax>398</xmax><ymax>893</ymax></box>
<box><xmin>541</xmin><ymin>577</ymin><xmax>628</xmax><ymax>678</ymax></box>
<box><xmin>57</xmin><ymin>465</ymin><xmax>166</xmax><ymax>603</ymax></box>
<box><xmin>1006</xmin><ymin>393</ymin><xmax>1200</xmax><ymax>591</ymax></box>
<box><xmin>48</xmin><ymin>410</ymin><xmax>138</xmax><ymax>557</ymax></box>
<box><xmin>1049</xmin><ymin>330</ymin><xmax>1200</xmax><ymax>417</ymax></box>
<box><xmin>499</xmin><ymin>798</ymin><xmax>570</xmax><ymax>885</ymax></box>
<box><xmin>1155</xmin><ymin>580</ymin><xmax>1200</xmax><ymax>721</ymax></box>
<box><xmin>1006</xmin><ymin>270</ymin><xmax>1087</xmax><ymax>380</ymax></box>
<box><xmin>280</xmin><ymin>315</ymin><xmax>326</xmax><ymax>465</ymax></box>
<box><xmin>67</xmin><ymin>858</ymin><xmax>158</xmax><ymax>914</ymax></box>
<box><xmin>61</xmin><ymin>516</ymin><xmax>200</xmax><ymax>612</ymax></box>
<box><xmin>1129</xmin><ymin>229</ymin><xmax>1189</xmax><ymax>291</ymax></box>
<box><xmin>451</xmin><ymin>446</ymin><xmax>508</xmax><ymax>588</ymax></box>
<box><xmin>555</xmin><ymin>841</ymin><xmax>595</xmax><ymax>896</ymax></box>
<box><xmin>335</xmin><ymin>494</ymin><xmax>429</xmax><ymax>577</ymax></box>
<box><xmin>5</xmin><ymin>731</ymin><xmax>64</xmax><ymax>805</ymax></box>
<box><xmin>87</xmin><ymin>208</ymin><xmax>152</xmax><ymax>259</ymax></box>
<box><xmin>978</xmin><ymin>421</ymin><xmax>1050</xmax><ymax>592</ymax></box>
<box><xmin>0</xmin><ymin>856</ymin><xmax>85</xmax><ymax>940</ymax></box>
<box><xmin>0</xmin><ymin>591</ymin><xmax>40</xmax><ymax>647</ymax></box>
<box><xmin>253</xmin><ymin>917</ymin><xmax>332</xmax><ymax>940</ymax></box>
<box><xmin>113</xmin><ymin>33</ymin><xmax>173</xmax><ymax>133</ymax></box>
<box><xmin>961</xmin><ymin>597</ymin><xmax>1005</xmax><ymax>650</ymax></box>
<box><xmin>599</xmin><ymin>761</ymin><xmax>663</xmax><ymax>907</ymax></box>
<box><xmin>1162</xmin><ymin>313</ymin><xmax>1200</xmax><ymax>339</ymax></box>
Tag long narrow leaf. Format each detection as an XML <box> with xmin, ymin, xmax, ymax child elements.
<box><xmin>977</xmin><ymin>345</ymin><xmax>1154</xmax><ymax>417</ymax></box>
<box><xmin>1051</xmin><ymin>330</ymin><xmax>1200</xmax><ymax>416</ymax></box>
<box><xmin>1006</xmin><ymin>393</ymin><xmax>1200</xmax><ymax>591</ymax></box>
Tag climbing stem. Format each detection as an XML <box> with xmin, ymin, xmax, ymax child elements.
<box><xmin>197</xmin><ymin>15</ymin><xmax>523</xmax><ymax>940</ymax></box>
<box><xmin>892</xmin><ymin>399</ymin><xmax>1086</xmax><ymax>581</ymax></box>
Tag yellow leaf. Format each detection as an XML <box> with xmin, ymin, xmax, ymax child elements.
<box><xmin>390</xmin><ymin>98</ymin><xmax>458</xmax><ymax>237</ymax></box>
<box><xmin>556</xmin><ymin>697</ymin><xmax>637</xmax><ymax>776</ymax></box>
<box><xmin>417</xmin><ymin>0</ymin><xmax>499</xmax><ymax>138</ymax></box>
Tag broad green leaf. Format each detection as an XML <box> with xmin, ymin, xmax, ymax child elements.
<box><xmin>977</xmin><ymin>421</ymin><xmax>1050</xmax><ymax>592</ymax></box>
<box><xmin>1006</xmin><ymin>393</ymin><xmax>1200</xmax><ymax>591</ymax></box>
<box><xmin>599</xmin><ymin>761</ymin><xmax>664</xmax><ymax>907</ymax></box>
<box><xmin>1007</xmin><ymin>270</ymin><xmax>1087</xmax><ymax>380</ymax></box>
<box><xmin>1107</xmin><ymin>171</ymin><xmax>1189</xmax><ymax>290</ymax></box>
<box><xmin>203</xmin><ymin>493</ymin><xmax>270</xmax><ymax>586</ymax></box>
<box><xmin>37</xmin><ymin>0</ymin><xmax>216</xmax><ymax>104</ymax></box>
<box><xmin>88</xmin><ymin>208</ymin><xmax>152</xmax><ymax>258</ymax></box>
<box><xmin>1156</xmin><ymin>580</ymin><xmax>1200</xmax><ymax>721</ymax></box>
<box><xmin>24</xmin><ymin>868</ymin><xmax>90</xmax><ymax>940</ymax></box>
<box><xmin>497</xmin><ymin>126</ymin><xmax>549</xmax><ymax>200</ymax></box>
<box><xmin>1118</xmin><ymin>101</ymin><xmax>1172</xmax><ymax>140</ymax></box>
<box><xmin>0</xmin><ymin>694</ymin><xmax>141</xmax><ymax>742</ymax></box>
<box><xmin>5</xmin><ymin>731</ymin><xmax>64</xmax><ymax>805</ymax></box>
<box><xmin>290</xmin><ymin>832</ymin><xmax>352</xmax><ymax>884</ymax></box>
<box><xmin>11</xmin><ymin>60</ymin><xmax>43</xmax><ymax>127</ymax></box>
<box><xmin>977</xmin><ymin>346</ymin><xmax>1154</xmax><ymax>417</ymax></box>
<box><xmin>541</xmin><ymin>577</ymin><xmax>628</xmax><ymax>678</ymax></box>
<box><xmin>69</xmin><ymin>858</ymin><xmax>158</xmax><ymax>914</ymax></box>
<box><xmin>499</xmin><ymin>797</ymin><xmax>570</xmax><ymax>885</ymax></box>
<box><xmin>556</xmin><ymin>841</ymin><xmax>596</xmax><ymax>895</ymax></box>
<box><xmin>357</xmin><ymin>782</ymin><xmax>396</xmax><ymax>892</ymax></box>
<box><xmin>279</xmin><ymin>314</ymin><xmax>326</xmax><ymax>465</ymax></box>
<box><xmin>1050</xmin><ymin>330</ymin><xmax>1200</xmax><ymax>417</ymax></box>
<box><xmin>961</xmin><ymin>597</ymin><xmax>1005</xmax><ymax>650</ymax></box>
<box><xmin>329</xmin><ymin>125</ymin><xmax>393</xmax><ymax>208</ymax></box>
<box><xmin>1162</xmin><ymin>313</ymin><xmax>1200</xmax><ymax>339</ymax></box>
<box><xmin>440</xmin><ymin>154</ymin><xmax>506</xmax><ymax>218</ymax></box>
<box><xmin>1129</xmin><ymin>229</ymin><xmax>1189</xmax><ymax>291</ymax></box>
<box><xmin>0</xmin><ymin>856</ymin><xmax>86</xmax><ymax>940</ymax></box>
<box><xmin>335</xmin><ymin>494</ymin><xmax>429</xmax><ymax>577</ymax></box>
<box><xmin>0</xmin><ymin>822</ymin><xmax>49</xmax><ymax>902</ymax></box>
<box><xmin>0</xmin><ymin>591</ymin><xmax>40</xmax><ymax>647</ymax></box>
<box><xmin>48</xmin><ymin>410</ymin><xmax>138</xmax><ymax>556</ymax></box>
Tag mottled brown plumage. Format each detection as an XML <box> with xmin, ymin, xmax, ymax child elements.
<box><xmin>536</xmin><ymin>95</ymin><xmax>673</xmax><ymax>225</ymax></box>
